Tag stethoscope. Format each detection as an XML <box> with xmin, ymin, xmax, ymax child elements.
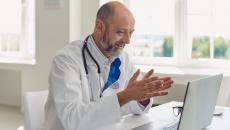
<box><xmin>81</xmin><ymin>35</ymin><xmax>120</xmax><ymax>101</ymax></box>
<box><xmin>82</xmin><ymin>35</ymin><xmax>101</xmax><ymax>75</ymax></box>
<box><xmin>82</xmin><ymin>35</ymin><xmax>103</xmax><ymax>100</ymax></box>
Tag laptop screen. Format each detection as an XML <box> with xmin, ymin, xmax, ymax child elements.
<box><xmin>178</xmin><ymin>74</ymin><xmax>223</xmax><ymax>130</ymax></box>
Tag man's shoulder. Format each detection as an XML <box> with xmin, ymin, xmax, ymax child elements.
<box><xmin>60</xmin><ymin>40</ymin><xmax>82</xmax><ymax>54</ymax></box>
<box><xmin>53</xmin><ymin>40</ymin><xmax>83</xmax><ymax>64</ymax></box>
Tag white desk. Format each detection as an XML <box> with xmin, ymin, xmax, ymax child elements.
<box><xmin>96</xmin><ymin>101</ymin><xmax>230</xmax><ymax>130</ymax></box>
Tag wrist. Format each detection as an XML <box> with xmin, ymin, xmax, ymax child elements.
<box><xmin>117</xmin><ymin>90</ymin><xmax>132</xmax><ymax>107</ymax></box>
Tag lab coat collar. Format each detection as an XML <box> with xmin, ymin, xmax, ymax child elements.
<box><xmin>86</xmin><ymin>35</ymin><xmax>116</xmax><ymax>66</ymax></box>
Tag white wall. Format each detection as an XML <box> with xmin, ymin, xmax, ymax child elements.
<box><xmin>70</xmin><ymin>0</ymin><xmax>82</xmax><ymax>41</ymax></box>
<box><xmin>0</xmin><ymin>69</ymin><xmax>21</xmax><ymax>106</ymax></box>
<box><xmin>81</xmin><ymin>0</ymin><xmax>99</xmax><ymax>38</ymax></box>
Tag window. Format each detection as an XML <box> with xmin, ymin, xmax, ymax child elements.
<box><xmin>188</xmin><ymin>0</ymin><xmax>230</xmax><ymax>60</ymax></box>
<box><xmin>100</xmin><ymin>0</ymin><xmax>230</xmax><ymax>68</ymax></box>
<box><xmin>0</xmin><ymin>0</ymin><xmax>35</xmax><ymax>64</ymax></box>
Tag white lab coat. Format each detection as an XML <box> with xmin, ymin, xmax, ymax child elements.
<box><xmin>44</xmin><ymin>36</ymin><xmax>153</xmax><ymax>130</ymax></box>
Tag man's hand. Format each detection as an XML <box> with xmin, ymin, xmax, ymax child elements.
<box><xmin>138</xmin><ymin>69</ymin><xmax>155</xmax><ymax>106</ymax></box>
<box><xmin>117</xmin><ymin>69</ymin><xmax>174</xmax><ymax>107</ymax></box>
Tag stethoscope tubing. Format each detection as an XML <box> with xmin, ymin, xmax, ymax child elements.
<box><xmin>82</xmin><ymin>35</ymin><xmax>101</xmax><ymax>75</ymax></box>
<box><xmin>82</xmin><ymin>35</ymin><xmax>103</xmax><ymax>100</ymax></box>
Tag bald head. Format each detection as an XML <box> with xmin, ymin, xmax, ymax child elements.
<box><xmin>93</xmin><ymin>1</ymin><xmax>135</xmax><ymax>58</ymax></box>
<box><xmin>96</xmin><ymin>1</ymin><xmax>134</xmax><ymax>25</ymax></box>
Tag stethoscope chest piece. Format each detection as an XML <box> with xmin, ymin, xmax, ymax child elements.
<box><xmin>111</xmin><ymin>81</ymin><xmax>120</xmax><ymax>89</ymax></box>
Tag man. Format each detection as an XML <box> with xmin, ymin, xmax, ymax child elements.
<box><xmin>45</xmin><ymin>1</ymin><xmax>173</xmax><ymax>130</ymax></box>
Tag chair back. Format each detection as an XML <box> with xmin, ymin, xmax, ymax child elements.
<box><xmin>23</xmin><ymin>90</ymin><xmax>48</xmax><ymax>130</ymax></box>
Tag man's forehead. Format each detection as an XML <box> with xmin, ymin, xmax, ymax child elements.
<box><xmin>109</xmin><ymin>15</ymin><xmax>134</xmax><ymax>28</ymax></box>
<box><xmin>109</xmin><ymin>22</ymin><xmax>134</xmax><ymax>31</ymax></box>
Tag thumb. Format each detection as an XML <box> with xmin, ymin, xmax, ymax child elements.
<box><xmin>130</xmin><ymin>69</ymin><xmax>140</xmax><ymax>81</ymax></box>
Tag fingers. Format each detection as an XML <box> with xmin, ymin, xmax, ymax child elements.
<box><xmin>128</xmin><ymin>75</ymin><xmax>174</xmax><ymax>101</ymax></box>
<box><xmin>159</xmin><ymin>77</ymin><xmax>174</xmax><ymax>88</ymax></box>
<box><xmin>154</xmin><ymin>79</ymin><xmax>173</xmax><ymax>91</ymax></box>
<box><xmin>156</xmin><ymin>84</ymin><xmax>171</xmax><ymax>91</ymax></box>
<box><xmin>137</xmin><ymin>91</ymin><xmax>168</xmax><ymax>101</ymax></box>
<box><xmin>138</xmin><ymin>76</ymin><xmax>159</xmax><ymax>85</ymax></box>
<box><xmin>145</xmin><ymin>91</ymin><xmax>168</xmax><ymax>98</ymax></box>
<box><xmin>151</xmin><ymin>91</ymin><xmax>168</xmax><ymax>97</ymax></box>
<box><xmin>143</xmin><ymin>80</ymin><xmax>163</xmax><ymax>91</ymax></box>
<box><xmin>159</xmin><ymin>77</ymin><xmax>171</xmax><ymax>82</ymax></box>
<box><xmin>130</xmin><ymin>69</ymin><xmax>140</xmax><ymax>81</ymax></box>
<box><xmin>160</xmin><ymin>78</ymin><xmax>174</xmax><ymax>90</ymax></box>
<box><xmin>143</xmin><ymin>69</ymin><xmax>154</xmax><ymax>79</ymax></box>
<box><xmin>142</xmin><ymin>77</ymin><xmax>174</xmax><ymax>93</ymax></box>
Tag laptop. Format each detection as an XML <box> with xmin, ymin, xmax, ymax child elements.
<box><xmin>131</xmin><ymin>74</ymin><xmax>223</xmax><ymax>130</ymax></box>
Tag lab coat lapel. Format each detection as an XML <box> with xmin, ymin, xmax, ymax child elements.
<box><xmin>87</xmin><ymin>64</ymin><xmax>102</xmax><ymax>101</ymax></box>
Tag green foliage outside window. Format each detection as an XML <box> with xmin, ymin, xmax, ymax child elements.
<box><xmin>214</xmin><ymin>37</ymin><xmax>230</xmax><ymax>59</ymax></box>
<box><xmin>162</xmin><ymin>36</ymin><xmax>173</xmax><ymax>57</ymax></box>
<box><xmin>192</xmin><ymin>36</ymin><xmax>230</xmax><ymax>59</ymax></box>
<box><xmin>192</xmin><ymin>36</ymin><xmax>210</xmax><ymax>58</ymax></box>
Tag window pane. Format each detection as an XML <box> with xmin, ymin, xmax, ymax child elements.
<box><xmin>0</xmin><ymin>0</ymin><xmax>21</xmax><ymax>53</ymax></box>
<box><xmin>192</xmin><ymin>36</ymin><xmax>210</xmax><ymax>59</ymax></box>
<box><xmin>187</xmin><ymin>0</ymin><xmax>212</xmax><ymax>15</ymax></box>
<box><xmin>0</xmin><ymin>0</ymin><xmax>21</xmax><ymax>33</ymax></box>
<box><xmin>188</xmin><ymin>0</ymin><xmax>230</xmax><ymax>60</ymax></box>
<box><xmin>128</xmin><ymin>0</ymin><xmax>174</xmax><ymax>57</ymax></box>
<box><xmin>131</xmin><ymin>35</ymin><xmax>173</xmax><ymax>57</ymax></box>
<box><xmin>212</xmin><ymin>0</ymin><xmax>230</xmax><ymax>59</ymax></box>
<box><xmin>1</xmin><ymin>34</ymin><xmax>20</xmax><ymax>52</ymax></box>
<box><xmin>214</xmin><ymin>37</ymin><xmax>230</xmax><ymax>59</ymax></box>
<box><xmin>187</xmin><ymin>15</ymin><xmax>212</xmax><ymax>59</ymax></box>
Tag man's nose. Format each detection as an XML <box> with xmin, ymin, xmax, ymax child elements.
<box><xmin>123</xmin><ymin>33</ymin><xmax>131</xmax><ymax>44</ymax></box>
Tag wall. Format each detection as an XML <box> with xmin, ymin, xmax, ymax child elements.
<box><xmin>70</xmin><ymin>0</ymin><xmax>82</xmax><ymax>41</ymax></box>
<box><xmin>81</xmin><ymin>0</ymin><xmax>99</xmax><ymax>38</ymax></box>
<box><xmin>0</xmin><ymin>69</ymin><xmax>21</xmax><ymax>106</ymax></box>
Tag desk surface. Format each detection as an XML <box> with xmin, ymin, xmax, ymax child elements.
<box><xmin>96</xmin><ymin>101</ymin><xmax>230</xmax><ymax>130</ymax></box>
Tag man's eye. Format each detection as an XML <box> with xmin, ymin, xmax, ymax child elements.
<box><xmin>117</xmin><ymin>31</ymin><xmax>125</xmax><ymax>35</ymax></box>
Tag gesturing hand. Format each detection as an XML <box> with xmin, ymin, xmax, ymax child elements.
<box><xmin>117</xmin><ymin>69</ymin><xmax>174</xmax><ymax>107</ymax></box>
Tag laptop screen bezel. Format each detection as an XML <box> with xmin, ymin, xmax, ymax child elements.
<box><xmin>177</xmin><ymin>81</ymin><xmax>190</xmax><ymax>130</ymax></box>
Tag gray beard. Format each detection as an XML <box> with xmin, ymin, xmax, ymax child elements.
<box><xmin>100</xmin><ymin>39</ymin><xmax>124</xmax><ymax>57</ymax></box>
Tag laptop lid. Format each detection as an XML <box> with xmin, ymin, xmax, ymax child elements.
<box><xmin>178</xmin><ymin>74</ymin><xmax>223</xmax><ymax>130</ymax></box>
<box><xmin>130</xmin><ymin>74</ymin><xmax>223</xmax><ymax>130</ymax></box>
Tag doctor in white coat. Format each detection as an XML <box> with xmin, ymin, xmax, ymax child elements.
<box><xmin>45</xmin><ymin>1</ymin><xmax>174</xmax><ymax>130</ymax></box>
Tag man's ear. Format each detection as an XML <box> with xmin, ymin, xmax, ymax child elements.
<box><xmin>95</xmin><ymin>19</ymin><xmax>106</xmax><ymax>34</ymax></box>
